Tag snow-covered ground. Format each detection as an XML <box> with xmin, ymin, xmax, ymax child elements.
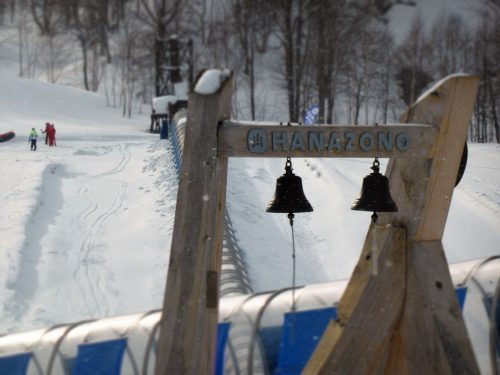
<box><xmin>1</xmin><ymin>74</ymin><xmax>499</xmax><ymax>336</ymax></box>
<box><xmin>0</xmin><ymin>76</ymin><xmax>177</xmax><ymax>332</ymax></box>
<box><xmin>228</xmin><ymin>146</ymin><xmax>500</xmax><ymax>292</ymax></box>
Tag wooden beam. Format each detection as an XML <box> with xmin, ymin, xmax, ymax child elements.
<box><xmin>304</xmin><ymin>226</ymin><xmax>407</xmax><ymax>374</ymax></box>
<box><xmin>218</xmin><ymin>122</ymin><xmax>438</xmax><ymax>158</ymax></box>
<box><xmin>154</xmin><ymin>71</ymin><xmax>233</xmax><ymax>374</ymax></box>
<box><xmin>379</xmin><ymin>75</ymin><xmax>481</xmax><ymax>239</ymax></box>
<box><xmin>305</xmin><ymin>75</ymin><xmax>480</xmax><ymax>374</ymax></box>
<box><xmin>385</xmin><ymin>240</ymin><xmax>479</xmax><ymax>374</ymax></box>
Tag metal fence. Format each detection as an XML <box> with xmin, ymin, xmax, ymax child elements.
<box><xmin>168</xmin><ymin>109</ymin><xmax>253</xmax><ymax>296</ymax></box>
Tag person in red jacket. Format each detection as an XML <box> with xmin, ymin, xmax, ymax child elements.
<box><xmin>42</xmin><ymin>122</ymin><xmax>50</xmax><ymax>144</ymax></box>
<box><xmin>48</xmin><ymin>124</ymin><xmax>56</xmax><ymax>146</ymax></box>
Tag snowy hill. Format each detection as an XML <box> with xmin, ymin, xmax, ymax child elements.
<box><xmin>0</xmin><ymin>76</ymin><xmax>177</xmax><ymax>332</ymax></box>
<box><xmin>1</xmin><ymin>75</ymin><xmax>499</xmax><ymax>335</ymax></box>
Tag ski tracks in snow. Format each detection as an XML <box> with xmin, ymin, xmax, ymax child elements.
<box><xmin>3</xmin><ymin>163</ymin><xmax>64</xmax><ymax>327</ymax></box>
<box><xmin>4</xmin><ymin>142</ymin><xmax>138</xmax><ymax>329</ymax></box>
<box><xmin>72</xmin><ymin>143</ymin><xmax>131</xmax><ymax>318</ymax></box>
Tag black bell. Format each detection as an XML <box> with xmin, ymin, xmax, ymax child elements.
<box><xmin>267</xmin><ymin>158</ymin><xmax>313</xmax><ymax>214</ymax></box>
<box><xmin>351</xmin><ymin>158</ymin><xmax>398</xmax><ymax>213</ymax></box>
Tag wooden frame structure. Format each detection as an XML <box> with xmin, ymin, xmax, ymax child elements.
<box><xmin>154</xmin><ymin>72</ymin><xmax>480</xmax><ymax>374</ymax></box>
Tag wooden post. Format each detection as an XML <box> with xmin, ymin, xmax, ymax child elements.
<box><xmin>154</xmin><ymin>71</ymin><xmax>233</xmax><ymax>374</ymax></box>
<box><xmin>304</xmin><ymin>75</ymin><xmax>480</xmax><ymax>374</ymax></box>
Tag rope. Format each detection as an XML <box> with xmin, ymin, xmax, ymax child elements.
<box><xmin>289</xmin><ymin>213</ymin><xmax>296</xmax><ymax>313</ymax></box>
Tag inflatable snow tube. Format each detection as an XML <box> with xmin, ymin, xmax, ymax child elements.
<box><xmin>0</xmin><ymin>131</ymin><xmax>15</xmax><ymax>143</ymax></box>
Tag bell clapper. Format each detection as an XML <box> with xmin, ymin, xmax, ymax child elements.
<box><xmin>351</xmin><ymin>151</ymin><xmax>398</xmax><ymax>276</ymax></box>
<box><xmin>285</xmin><ymin>157</ymin><xmax>292</xmax><ymax>174</ymax></box>
<box><xmin>265</xmin><ymin>155</ymin><xmax>313</xmax><ymax>340</ymax></box>
<box><xmin>372</xmin><ymin>157</ymin><xmax>380</xmax><ymax>173</ymax></box>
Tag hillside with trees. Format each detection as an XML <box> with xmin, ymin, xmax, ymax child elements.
<box><xmin>0</xmin><ymin>0</ymin><xmax>498</xmax><ymax>142</ymax></box>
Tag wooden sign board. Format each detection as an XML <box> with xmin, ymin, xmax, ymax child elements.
<box><xmin>219</xmin><ymin>122</ymin><xmax>437</xmax><ymax>158</ymax></box>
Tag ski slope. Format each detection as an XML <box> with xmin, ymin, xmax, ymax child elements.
<box><xmin>1</xmin><ymin>75</ymin><xmax>499</xmax><ymax>335</ymax></box>
<box><xmin>0</xmin><ymin>77</ymin><xmax>178</xmax><ymax>332</ymax></box>
<box><xmin>227</xmin><ymin>149</ymin><xmax>500</xmax><ymax>292</ymax></box>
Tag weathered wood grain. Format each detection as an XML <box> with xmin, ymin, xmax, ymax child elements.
<box><xmin>155</xmin><ymin>73</ymin><xmax>479</xmax><ymax>375</ymax></box>
<box><xmin>218</xmin><ymin>122</ymin><xmax>438</xmax><ymax>158</ymax></box>
<box><xmin>304</xmin><ymin>226</ymin><xmax>407</xmax><ymax>374</ymax></box>
<box><xmin>305</xmin><ymin>75</ymin><xmax>480</xmax><ymax>375</ymax></box>
<box><xmin>154</xmin><ymin>71</ymin><xmax>233</xmax><ymax>375</ymax></box>
<box><xmin>386</xmin><ymin>240</ymin><xmax>478</xmax><ymax>375</ymax></box>
<box><xmin>381</xmin><ymin>75</ymin><xmax>480</xmax><ymax>240</ymax></box>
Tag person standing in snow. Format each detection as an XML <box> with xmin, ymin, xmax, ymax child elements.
<box><xmin>41</xmin><ymin>122</ymin><xmax>50</xmax><ymax>144</ymax></box>
<box><xmin>28</xmin><ymin>128</ymin><xmax>38</xmax><ymax>151</ymax></box>
<box><xmin>48</xmin><ymin>124</ymin><xmax>56</xmax><ymax>146</ymax></box>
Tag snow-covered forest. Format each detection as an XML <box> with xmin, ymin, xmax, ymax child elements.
<box><xmin>0</xmin><ymin>0</ymin><xmax>499</xmax><ymax>142</ymax></box>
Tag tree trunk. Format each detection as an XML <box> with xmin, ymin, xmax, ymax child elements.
<box><xmin>354</xmin><ymin>80</ymin><xmax>363</xmax><ymax>125</ymax></box>
<box><xmin>18</xmin><ymin>19</ymin><xmax>23</xmax><ymax>77</ymax></box>
<box><xmin>382</xmin><ymin>68</ymin><xmax>390</xmax><ymax>123</ymax></box>
<box><xmin>284</xmin><ymin>0</ymin><xmax>294</xmax><ymax>122</ymax></box>
<box><xmin>486</xmin><ymin>74</ymin><xmax>500</xmax><ymax>143</ymax></box>
<box><xmin>81</xmin><ymin>38</ymin><xmax>90</xmax><ymax>91</ymax></box>
<box><xmin>293</xmin><ymin>0</ymin><xmax>303</xmax><ymax>122</ymax></box>
<box><xmin>10</xmin><ymin>0</ymin><xmax>15</xmax><ymax>23</ymax></box>
<box><xmin>155</xmin><ymin>0</ymin><xmax>168</xmax><ymax>96</ymax></box>
<box><xmin>249</xmin><ymin>48</ymin><xmax>256</xmax><ymax>120</ymax></box>
<box><xmin>327</xmin><ymin>94</ymin><xmax>335</xmax><ymax>124</ymax></box>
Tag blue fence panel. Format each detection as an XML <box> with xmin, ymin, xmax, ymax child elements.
<box><xmin>72</xmin><ymin>338</ymin><xmax>127</xmax><ymax>375</ymax></box>
<box><xmin>274</xmin><ymin>307</ymin><xmax>337</xmax><ymax>375</ymax></box>
<box><xmin>456</xmin><ymin>287</ymin><xmax>468</xmax><ymax>310</ymax></box>
<box><xmin>0</xmin><ymin>352</ymin><xmax>31</xmax><ymax>375</ymax></box>
<box><xmin>216</xmin><ymin>322</ymin><xmax>231</xmax><ymax>375</ymax></box>
<box><xmin>160</xmin><ymin>119</ymin><xmax>169</xmax><ymax>139</ymax></box>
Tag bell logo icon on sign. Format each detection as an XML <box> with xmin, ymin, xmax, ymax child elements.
<box><xmin>247</xmin><ymin>129</ymin><xmax>267</xmax><ymax>153</ymax></box>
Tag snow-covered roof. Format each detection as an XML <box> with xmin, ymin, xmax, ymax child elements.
<box><xmin>152</xmin><ymin>95</ymin><xmax>177</xmax><ymax>114</ymax></box>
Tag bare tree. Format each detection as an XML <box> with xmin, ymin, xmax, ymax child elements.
<box><xmin>231</xmin><ymin>0</ymin><xmax>272</xmax><ymax>120</ymax></box>
<box><xmin>30</xmin><ymin>0</ymin><xmax>61</xmax><ymax>35</ymax></box>
<box><xmin>17</xmin><ymin>5</ymin><xmax>39</xmax><ymax>78</ymax></box>
<box><xmin>429</xmin><ymin>13</ymin><xmax>472</xmax><ymax>77</ymax></box>
<box><xmin>472</xmin><ymin>22</ymin><xmax>499</xmax><ymax>143</ymax></box>
<box><xmin>306</xmin><ymin>0</ymin><xmax>353</xmax><ymax>124</ymax></box>
<box><xmin>137</xmin><ymin>0</ymin><xmax>184</xmax><ymax>96</ymax></box>
<box><xmin>377</xmin><ymin>31</ymin><xmax>398</xmax><ymax>123</ymax></box>
<box><xmin>270</xmin><ymin>0</ymin><xmax>311</xmax><ymax>122</ymax></box>
<box><xmin>30</xmin><ymin>0</ymin><xmax>66</xmax><ymax>82</ymax></box>
<box><xmin>395</xmin><ymin>12</ymin><xmax>433</xmax><ymax>106</ymax></box>
<box><xmin>186</xmin><ymin>0</ymin><xmax>209</xmax><ymax>46</ymax></box>
<box><xmin>115</xmin><ymin>8</ymin><xmax>150</xmax><ymax>117</ymax></box>
<box><xmin>68</xmin><ymin>0</ymin><xmax>98</xmax><ymax>90</ymax></box>
<box><xmin>0</xmin><ymin>0</ymin><xmax>5</xmax><ymax>24</ymax></box>
<box><xmin>473</xmin><ymin>0</ymin><xmax>500</xmax><ymax>143</ymax></box>
<box><xmin>345</xmin><ymin>22</ymin><xmax>391</xmax><ymax>125</ymax></box>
